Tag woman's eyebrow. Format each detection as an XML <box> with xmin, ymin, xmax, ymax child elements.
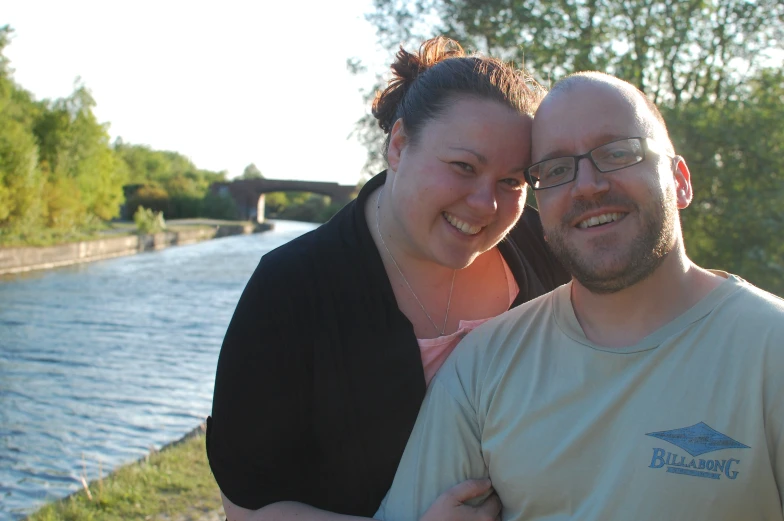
<box><xmin>449</xmin><ymin>146</ymin><xmax>487</xmax><ymax>164</ymax></box>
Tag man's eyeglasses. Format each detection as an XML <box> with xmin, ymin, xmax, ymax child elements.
<box><xmin>525</xmin><ymin>137</ymin><xmax>668</xmax><ymax>191</ymax></box>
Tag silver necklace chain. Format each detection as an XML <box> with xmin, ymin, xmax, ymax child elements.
<box><xmin>375</xmin><ymin>189</ymin><xmax>456</xmax><ymax>336</ymax></box>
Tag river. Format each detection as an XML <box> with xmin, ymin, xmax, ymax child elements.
<box><xmin>0</xmin><ymin>220</ymin><xmax>318</xmax><ymax>520</ymax></box>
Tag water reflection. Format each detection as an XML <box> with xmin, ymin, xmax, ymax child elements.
<box><xmin>0</xmin><ymin>220</ymin><xmax>316</xmax><ymax>520</ymax></box>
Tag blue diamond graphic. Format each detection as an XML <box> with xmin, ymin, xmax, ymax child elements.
<box><xmin>646</xmin><ymin>422</ymin><xmax>749</xmax><ymax>457</ymax></box>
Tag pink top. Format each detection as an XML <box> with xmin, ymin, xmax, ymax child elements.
<box><xmin>418</xmin><ymin>257</ymin><xmax>519</xmax><ymax>386</ymax></box>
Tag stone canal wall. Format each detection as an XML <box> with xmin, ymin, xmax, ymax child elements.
<box><xmin>0</xmin><ymin>222</ymin><xmax>270</xmax><ymax>276</ymax></box>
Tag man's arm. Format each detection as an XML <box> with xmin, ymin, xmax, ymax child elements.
<box><xmin>376</xmin><ymin>377</ymin><xmax>489</xmax><ymax>521</ymax></box>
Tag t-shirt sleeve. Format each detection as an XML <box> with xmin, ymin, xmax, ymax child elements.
<box><xmin>375</xmin><ymin>377</ymin><xmax>487</xmax><ymax>521</ymax></box>
<box><xmin>206</xmin><ymin>255</ymin><xmax>315</xmax><ymax>510</ymax></box>
<box><xmin>763</xmin><ymin>322</ymin><xmax>784</xmax><ymax>511</ymax></box>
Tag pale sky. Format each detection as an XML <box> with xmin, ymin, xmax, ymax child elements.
<box><xmin>3</xmin><ymin>0</ymin><xmax>391</xmax><ymax>186</ymax></box>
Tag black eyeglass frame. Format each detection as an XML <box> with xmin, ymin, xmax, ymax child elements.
<box><xmin>524</xmin><ymin>137</ymin><xmax>665</xmax><ymax>191</ymax></box>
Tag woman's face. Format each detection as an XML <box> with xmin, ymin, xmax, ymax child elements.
<box><xmin>384</xmin><ymin>96</ymin><xmax>533</xmax><ymax>269</ymax></box>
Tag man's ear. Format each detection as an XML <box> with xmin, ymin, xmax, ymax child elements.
<box><xmin>387</xmin><ymin>119</ymin><xmax>407</xmax><ymax>173</ymax></box>
<box><xmin>673</xmin><ymin>156</ymin><xmax>693</xmax><ymax>209</ymax></box>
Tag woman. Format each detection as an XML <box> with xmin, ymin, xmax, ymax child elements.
<box><xmin>207</xmin><ymin>36</ymin><xmax>569</xmax><ymax>521</ymax></box>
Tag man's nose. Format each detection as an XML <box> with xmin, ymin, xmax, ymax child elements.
<box><xmin>570</xmin><ymin>157</ymin><xmax>610</xmax><ymax>199</ymax></box>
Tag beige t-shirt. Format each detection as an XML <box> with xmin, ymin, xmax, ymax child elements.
<box><xmin>376</xmin><ymin>275</ymin><xmax>784</xmax><ymax>521</ymax></box>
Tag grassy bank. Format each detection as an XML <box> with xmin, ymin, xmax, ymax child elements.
<box><xmin>27</xmin><ymin>425</ymin><xmax>223</xmax><ymax>521</ymax></box>
<box><xmin>0</xmin><ymin>219</ymin><xmax>258</xmax><ymax>248</ymax></box>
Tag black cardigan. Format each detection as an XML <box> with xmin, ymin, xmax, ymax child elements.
<box><xmin>207</xmin><ymin>172</ymin><xmax>569</xmax><ymax>515</ymax></box>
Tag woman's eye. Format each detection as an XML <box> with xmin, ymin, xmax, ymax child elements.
<box><xmin>501</xmin><ymin>178</ymin><xmax>522</xmax><ymax>188</ymax></box>
<box><xmin>452</xmin><ymin>162</ymin><xmax>474</xmax><ymax>173</ymax></box>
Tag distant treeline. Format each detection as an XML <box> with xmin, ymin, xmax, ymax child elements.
<box><xmin>0</xmin><ymin>25</ymin><xmax>343</xmax><ymax>247</ymax></box>
<box><xmin>0</xmin><ymin>25</ymin><xmax>238</xmax><ymax>244</ymax></box>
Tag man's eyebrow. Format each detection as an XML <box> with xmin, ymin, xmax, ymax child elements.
<box><xmin>449</xmin><ymin>146</ymin><xmax>487</xmax><ymax>164</ymax></box>
<box><xmin>538</xmin><ymin>133</ymin><xmax>631</xmax><ymax>161</ymax></box>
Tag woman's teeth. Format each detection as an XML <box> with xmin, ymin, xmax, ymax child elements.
<box><xmin>578</xmin><ymin>212</ymin><xmax>623</xmax><ymax>229</ymax></box>
<box><xmin>444</xmin><ymin>213</ymin><xmax>482</xmax><ymax>235</ymax></box>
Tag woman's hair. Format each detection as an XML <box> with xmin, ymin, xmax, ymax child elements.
<box><xmin>372</xmin><ymin>36</ymin><xmax>545</xmax><ymax>160</ymax></box>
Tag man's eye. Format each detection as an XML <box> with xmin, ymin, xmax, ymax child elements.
<box><xmin>545</xmin><ymin>166</ymin><xmax>570</xmax><ymax>179</ymax></box>
<box><xmin>600</xmin><ymin>148</ymin><xmax>636</xmax><ymax>163</ymax></box>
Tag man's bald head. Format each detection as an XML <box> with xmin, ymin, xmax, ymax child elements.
<box><xmin>529</xmin><ymin>71</ymin><xmax>694</xmax><ymax>295</ymax></box>
<box><xmin>540</xmin><ymin>71</ymin><xmax>675</xmax><ymax>155</ymax></box>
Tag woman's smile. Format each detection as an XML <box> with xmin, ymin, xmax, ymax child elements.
<box><xmin>443</xmin><ymin>212</ymin><xmax>484</xmax><ymax>235</ymax></box>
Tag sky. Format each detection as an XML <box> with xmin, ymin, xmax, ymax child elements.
<box><xmin>3</xmin><ymin>0</ymin><xmax>391</xmax><ymax>186</ymax></box>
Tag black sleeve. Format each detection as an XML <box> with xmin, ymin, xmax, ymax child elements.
<box><xmin>514</xmin><ymin>205</ymin><xmax>571</xmax><ymax>289</ymax></box>
<box><xmin>206</xmin><ymin>254</ymin><xmax>315</xmax><ymax>510</ymax></box>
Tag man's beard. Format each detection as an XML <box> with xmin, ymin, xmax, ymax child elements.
<box><xmin>545</xmin><ymin>186</ymin><xmax>679</xmax><ymax>294</ymax></box>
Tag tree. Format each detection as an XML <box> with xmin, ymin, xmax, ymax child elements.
<box><xmin>671</xmin><ymin>68</ymin><xmax>784</xmax><ymax>296</ymax></box>
<box><xmin>359</xmin><ymin>0</ymin><xmax>784</xmax><ymax>295</ymax></box>
<box><xmin>35</xmin><ymin>83</ymin><xmax>128</xmax><ymax>226</ymax></box>
<box><xmin>366</xmin><ymin>0</ymin><xmax>783</xmax><ymax>103</ymax></box>
<box><xmin>240</xmin><ymin>163</ymin><xmax>264</xmax><ymax>179</ymax></box>
<box><xmin>0</xmin><ymin>110</ymin><xmax>44</xmax><ymax>229</ymax></box>
<box><xmin>0</xmin><ymin>26</ymin><xmax>45</xmax><ymax>234</ymax></box>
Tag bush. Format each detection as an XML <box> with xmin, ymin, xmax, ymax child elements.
<box><xmin>133</xmin><ymin>206</ymin><xmax>166</xmax><ymax>234</ymax></box>
<box><xmin>201</xmin><ymin>192</ymin><xmax>238</xmax><ymax>220</ymax></box>
<box><xmin>125</xmin><ymin>185</ymin><xmax>168</xmax><ymax>218</ymax></box>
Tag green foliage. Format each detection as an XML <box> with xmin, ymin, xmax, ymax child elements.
<box><xmin>273</xmin><ymin>193</ymin><xmax>343</xmax><ymax>223</ymax></box>
<box><xmin>201</xmin><ymin>191</ymin><xmax>239</xmax><ymax>220</ymax></box>
<box><xmin>33</xmin><ymin>82</ymin><xmax>128</xmax><ymax>224</ymax></box>
<box><xmin>133</xmin><ymin>205</ymin><xmax>166</xmax><ymax>234</ymax></box>
<box><xmin>124</xmin><ymin>183</ymin><xmax>239</xmax><ymax>221</ymax></box>
<box><xmin>361</xmin><ymin>0</ymin><xmax>784</xmax><ymax>295</ymax></box>
<box><xmin>0</xmin><ymin>26</ymin><xmax>245</xmax><ymax>246</ymax></box>
<box><xmin>263</xmin><ymin>191</ymin><xmax>289</xmax><ymax>217</ymax></box>
<box><xmin>114</xmin><ymin>142</ymin><xmax>226</xmax><ymax>195</ymax></box>
<box><xmin>0</xmin><ymin>26</ymin><xmax>45</xmax><ymax>234</ymax></box>
<box><xmin>262</xmin><ymin>191</ymin><xmax>343</xmax><ymax>222</ymax></box>
<box><xmin>0</xmin><ymin>27</ymin><xmax>131</xmax><ymax>242</ymax></box>
<box><xmin>240</xmin><ymin>162</ymin><xmax>264</xmax><ymax>179</ymax></box>
<box><xmin>124</xmin><ymin>185</ymin><xmax>168</xmax><ymax>215</ymax></box>
<box><xmin>367</xmin><ymin>0</ymin><xmax>783</xmax><ymax>103</ymax></box>
<box><xmin>114</xmin><ymin>143</ymin><xmax>231</xmax><ymax>220</ymax></box>
<box><xmin>671</xmin><ymin>69</ymin><xmax>784</xmax><ymax>296</ymax></box>
<box><xmin>0</xmin><ymin>109</ymin><xmax>43</xmax><ymax>227</ymax></box>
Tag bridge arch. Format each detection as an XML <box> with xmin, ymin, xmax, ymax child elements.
<box><xmin>210</xmin><ymin>178</ymin><xmax>357</xmax><ymax>223</ymax></box>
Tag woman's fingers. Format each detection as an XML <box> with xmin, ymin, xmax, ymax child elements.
<box><xmin>445</xmin><ymin>478</ymin><xmax>493</xmax><ymax>503</ymax></box>
<box><xmin>474</xmin><ymin>492</ymin><xmax>501</xmax><ymax>521</ymax></box>
<box><xmin>421</xmin><ymin>479</ymin><xmax>500</xmax><ymax>521</ymax></box>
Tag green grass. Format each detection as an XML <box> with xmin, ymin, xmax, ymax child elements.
<box><xmin>0</xmin><ymin>228</ymin><xmax>114</xmax><ymax>248</ymax></box>
<box><xmin>0</xmin><ymin>220</ymin><xmax>247</xmax><ymax>248</ymax></box>
<box><xmin>27</xmin><ymin>428</ymin><xmax>223</xmax><ymax>521</ymax></box>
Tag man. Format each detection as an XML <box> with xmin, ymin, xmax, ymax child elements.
<box><xmin>375</xmin><ymin>72</ymin><xmax>784</xmax><ymax>521</ymax></box>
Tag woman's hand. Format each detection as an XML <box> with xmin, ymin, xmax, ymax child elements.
<box><xmin>419</xmin><ymin>479</ymin><xmax>501</xmax><ymax>521</ymax></box>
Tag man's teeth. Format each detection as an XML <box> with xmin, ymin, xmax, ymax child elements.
<box><xmin>444</xmin><ymin>213</ymin><xmax>482</xmax><ymax>235</ymax></box>
<box><xmin>577</xmin><ymin>213</ymin><xmax>623</xmax><ymax>229</ymax></box>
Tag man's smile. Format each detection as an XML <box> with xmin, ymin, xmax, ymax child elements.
<box><xmin>576</xmin><ymin>212</ymin><xmax>626</xmax><ymax>229</ymax></box>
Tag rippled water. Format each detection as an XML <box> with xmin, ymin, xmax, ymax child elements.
<box><xmin>0</xmin><ymin>220</ymin><xmax>317</xmax><ymax>520</ymax></box>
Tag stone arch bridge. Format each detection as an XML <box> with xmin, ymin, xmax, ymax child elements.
<box><xmin>210</xmin><ymin>178</ymin><xmax>357</xmax><ymax>223</ymax></box>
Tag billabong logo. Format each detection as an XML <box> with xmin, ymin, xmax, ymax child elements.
<box><xmin>646</xmin><ymin>422</ymin><xmax>749</xmax><ymax>480</ymax></box>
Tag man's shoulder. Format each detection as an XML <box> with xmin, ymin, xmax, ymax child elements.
<box><xmin>718</xmin><ymin>274</ymin><xmax>784</xmax><ymax>323</ymax></box>
<box><xmin>703</xmin><ymin>274</ymin><xmax>784</xmax><ymax>366</ymax></box>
